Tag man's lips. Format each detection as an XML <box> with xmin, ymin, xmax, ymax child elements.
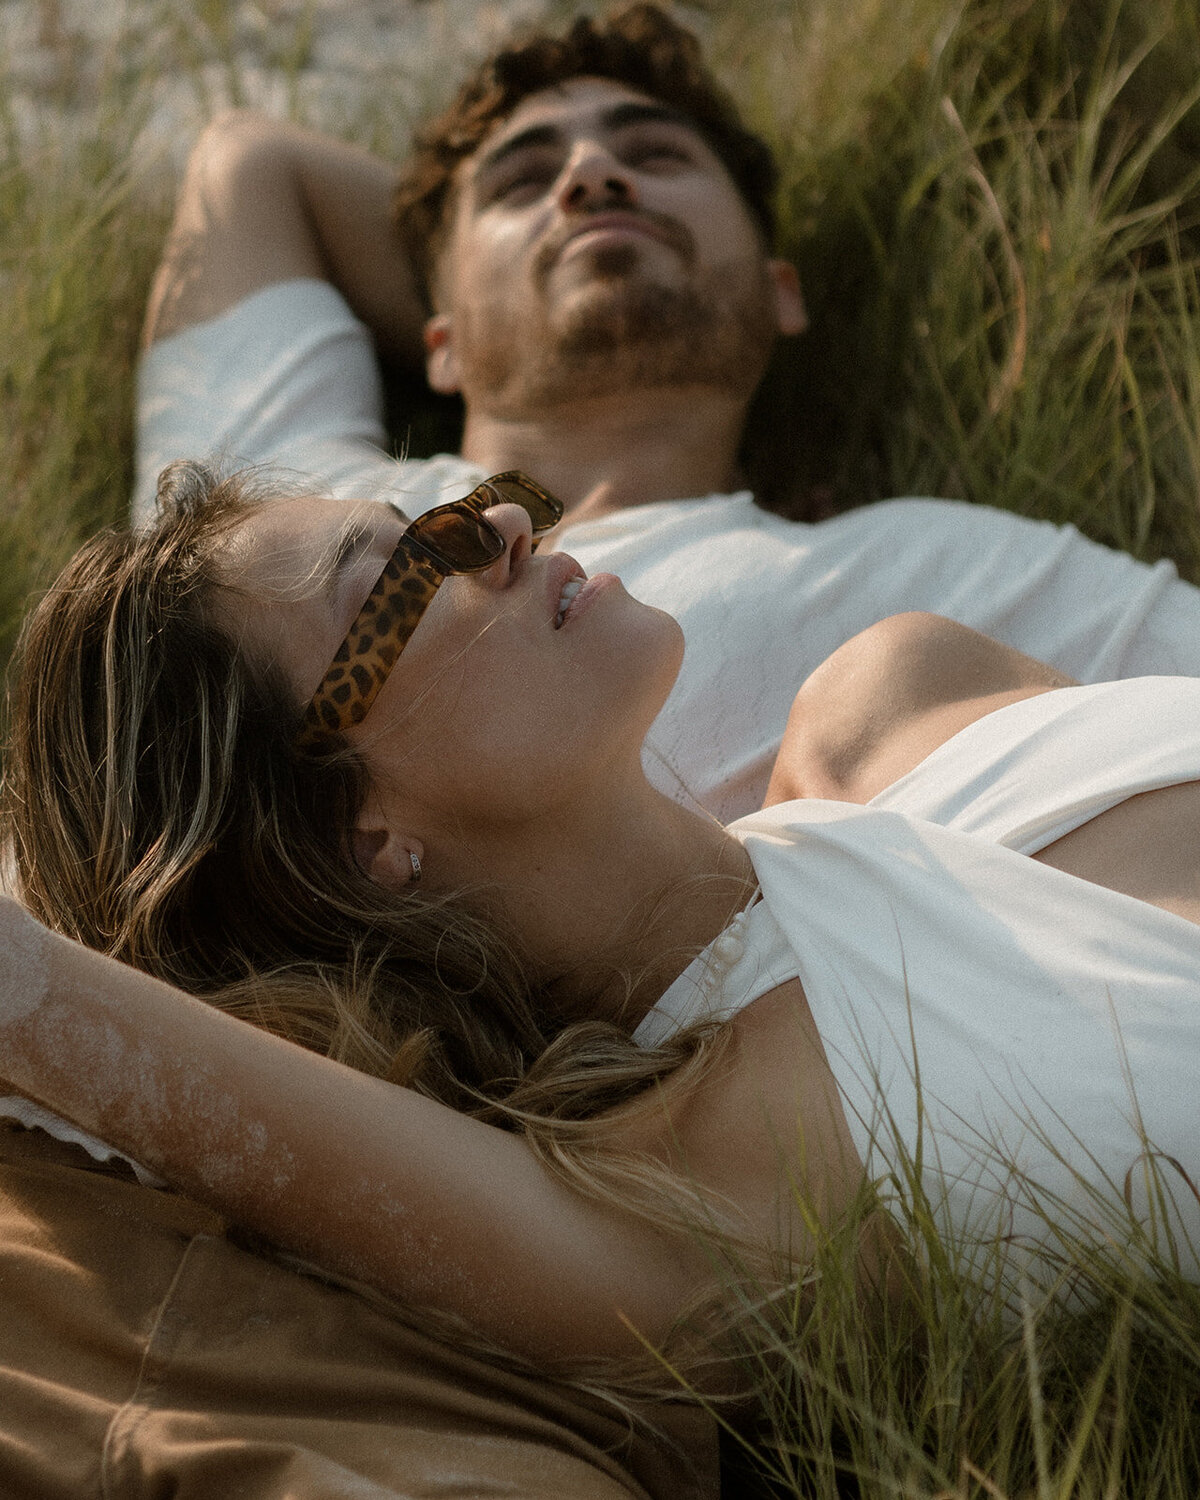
<box><xmin>560</xmin><ymin>213</ymin><xmax>676</xmax><ymax>255</ymax></box>
<box><xmin>536</xmin><ymin>209</ymin><xmax>695</xmax><ymax>277</ymax></box>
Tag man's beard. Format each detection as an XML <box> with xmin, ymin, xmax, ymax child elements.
<box><xmin>458</xmin><ymin>249</ymin><xmax>779</xmax><ymax>414</ymax></box>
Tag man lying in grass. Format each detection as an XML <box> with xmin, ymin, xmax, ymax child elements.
<box><xmin>135</xmin><ymin>2</ymin><xmax>1200</xmax><ymax>835</ymax></box>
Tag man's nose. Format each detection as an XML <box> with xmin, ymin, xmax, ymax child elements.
<box><xmin>556</xmin><ymin>141</ymin><xmax>637</xmax><ymax>213</ymax></box>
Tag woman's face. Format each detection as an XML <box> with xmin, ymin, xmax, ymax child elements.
<box><xmin>215</xmin><ymin>492</ymin><xmax>684</xmax><ymax>838</ymax></box>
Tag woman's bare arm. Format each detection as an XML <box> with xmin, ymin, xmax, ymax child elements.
<box><xmin>766</xmin><ymin>612</ymin><xmax>1077</xmax><ymax>806</ymax></box>
<box><xmin>0</xmin><ymin>897</ymin><xmax>722</xmax><ymax>1367</ymax></box>
<box><xmin>143</xmin><ymin>111</ymin><xmax>426</xmax><ymax>364</ymax></box>
<box><xmin>0</xmin><ymin>898</ymin><xmax>890</xmax><ymax>1370</ymax></box>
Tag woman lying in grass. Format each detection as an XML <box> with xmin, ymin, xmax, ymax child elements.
<box><xmin>2</xmin><ymin>459</ymin><xmax>1199</xmax><ymax>1374</ymax></box>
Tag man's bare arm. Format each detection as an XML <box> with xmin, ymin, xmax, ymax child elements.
<box><xmin>142</xmin><ymin>111</ymin><xmax>427</xmax><ymax>364</ymax></box>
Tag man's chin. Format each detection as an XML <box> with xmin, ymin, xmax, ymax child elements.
<box><xmin>553</xmin><ymin>278</ymin><xmax>705</xmax><ymax>360</ymax></box>
<box><xmin>557</xmin><ymin>238</ymin><xmax>645</xmax><ymax>279</ymax></box>
<box><xmin>468</xmin><ymin>261</ymin><xmax>777</xmax><ymax>409</ymax></box>
<box><xmin>548</xmin><ymin>250</ymin><xmax>682</xmax><ymax>326</ymax></box>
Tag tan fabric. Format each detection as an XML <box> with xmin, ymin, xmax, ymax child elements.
<box><xmin>0</xmin><ymin>1124</ymin><xmax>717</xmax><ymax>1499</ymax></box>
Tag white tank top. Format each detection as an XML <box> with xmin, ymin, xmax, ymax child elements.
<box><xmin>636</xmin><ymin>678</ymin><xmax>1200</xmax><ymax>1275</ymax></box>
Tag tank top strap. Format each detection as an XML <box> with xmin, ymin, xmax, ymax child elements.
<box><xmin>633</xmin><ymin>895</ymin><xmax>794</xmax><ymax>1048</ymax></box>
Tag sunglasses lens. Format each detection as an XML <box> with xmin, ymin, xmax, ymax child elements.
<box><xmin>482</xmin><ymin>474</ymin><xmax>563</xmax><ymax>533</ymax></box>
<box><xmin>411</xmin><ymin>505</ymin><xmax>505</xmax><ymax>571</ymax></box>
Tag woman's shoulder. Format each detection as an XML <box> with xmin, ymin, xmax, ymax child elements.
<box><xmin>765</xmin><ymin>613</ymin><xmax>1075</xmax><ymax>806</ymax></box>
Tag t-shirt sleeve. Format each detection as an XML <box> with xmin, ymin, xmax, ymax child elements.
<box><xmin>962</xmin><ymin>508</ymin><xmax>1200</xmax><ymax>681</ymax></box>
<box><xmin>808</xmin><ymin>498</ymin><xmax>1200</xmax><ymax>683</ymax></box>
<box><xmin>133</xmin><ymin>278</ymin><xmax>396</xmax><ymax>523</ymax></box>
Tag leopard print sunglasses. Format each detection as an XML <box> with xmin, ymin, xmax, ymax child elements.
<box><xmin>296</xmin><ymin>471</ymin><xmax>563</xmax><ymax>750</ymax></box>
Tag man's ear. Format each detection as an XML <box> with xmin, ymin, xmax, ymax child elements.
<box><xmin>351</xmin><ymin>796</ymin><xmax>425</xmax><ymax>891</ymax></box>
<box><xmin>423</xmin><ymin>313</ymin><xmax>462</xmax><ymax>395</ymax></box>
<box><xmin>768</xmin><ymin>259</ymin><xmax>807</xmax><ymax>337</ymax></box>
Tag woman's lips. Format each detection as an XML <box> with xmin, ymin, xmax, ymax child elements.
<box><xmin>547</xmin><ymin>553</ymin><xmax>587</xmax><ymax>626</ymax></box>
<box><xmin>556</xmin><ymin>572</ymin><xmax>619</xmax><ymax>628</ymax></box>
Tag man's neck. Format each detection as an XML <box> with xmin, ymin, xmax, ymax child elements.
<box><xmin>460</xmin><ymin>385</ymin><xmax>749</xmax><ymax>522</ymax></box>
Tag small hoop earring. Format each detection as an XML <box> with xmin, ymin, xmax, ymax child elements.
<box><xmin>408</xmin><ymin>851</ymin><xmax>422</xmax><ymax>884</ymax></box>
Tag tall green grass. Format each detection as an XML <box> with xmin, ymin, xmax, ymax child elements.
<box><xmin>708</xmin><ymin>1125</ymin><xmax>1200</xmax><ymax>1498</ymax></box>
<box><xmin>2</xmin><ymin>1</ymin><xmax>1200</xmax><ymax>1493</ymax></box>
<box><xmin>731</xmin><ymin>0</ymin><xmax>1200</xmax><ymax>559</ymax></box>
<box><xmin>0</xmin><ymin>108</ymin><xmax>161</xmax><ymax>669</ymax></box>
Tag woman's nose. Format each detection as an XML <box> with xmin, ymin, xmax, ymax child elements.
<box><xmin>556</xmin><ymin>140</ymin><xmax>637</xmax><ymax>214</ymax></box>
<box><xmin>479</xmin><ymin>503</ymin><xmax>533</xmax><ymax>583</ymax></box>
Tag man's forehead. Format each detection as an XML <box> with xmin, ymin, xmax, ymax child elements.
<box><xmin>463</xmin><ymin>76</ymin><xmax>703</xmax><ymax>178</ymax></box>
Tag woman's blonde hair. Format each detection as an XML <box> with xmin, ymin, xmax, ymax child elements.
<box><xmin>2</xmin><ymin>464</ymin><xmax>815</xmax><ymax>1397</ymax></box>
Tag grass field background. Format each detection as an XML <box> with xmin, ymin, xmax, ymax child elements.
<box><xmin>2</xmin><ymin>0</ymin><xmax>1200</xmax><ymax>1493</ymax></box>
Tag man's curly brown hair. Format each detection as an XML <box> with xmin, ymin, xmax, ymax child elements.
<box><xmin>393</xmin><ymin>3</ymin><xmax>779</xmax><ymax>311</ymax></box>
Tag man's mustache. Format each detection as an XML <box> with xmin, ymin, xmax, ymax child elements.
<box><xmin>533</xmin><ymin>209</ymin><xmax>696</xmax><ymax>282</ymax></box>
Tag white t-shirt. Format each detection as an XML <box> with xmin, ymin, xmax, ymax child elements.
<box><xmin>136</xmin><ymin>279</ymin><xmax>1200</xmax><ymax>822</ymax></box>
<box><xmin>638</xmin><ymin>678</ymin><xmax>1200</xmax><ymax>1276</ymax></box>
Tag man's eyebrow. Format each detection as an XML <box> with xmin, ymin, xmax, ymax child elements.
<box><xmin>475</xmin><ymin>122</ymin><xmax>562</xmax><ymax>178</ymax></box>
<box><xmin>475</xmin><ymin>101</ymin><xmax>699</xmax><ymax>178</ymax></box>
<box><xmin>601</xmin><ymin>101</ymin><xmax>696</xmax><ymax>135</ymax></box>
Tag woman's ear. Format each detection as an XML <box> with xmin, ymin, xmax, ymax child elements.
<box><xmin>352</xmin><ymin>795</ymin><xmax>425</xmax><ymax>890</ymax></box>
<box><xmin>423</xmin><ymin>313</ymin><xmax>462</xmax><ymax>395</ymax></box>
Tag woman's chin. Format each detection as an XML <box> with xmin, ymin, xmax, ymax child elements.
<box><xmin>649</xmin><ymin>605</ymin><xmax>686</xmax><ymax>688</ymax></box>
<box><xmin>622</xmin><ymin>609</ymin><xmax>685</xmax><ymax>738</ymax></box>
